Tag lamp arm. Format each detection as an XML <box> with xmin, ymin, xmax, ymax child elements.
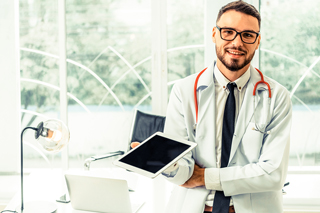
<box><xmin>20</xmin><ymin>126</ymin><xmax>38</xmax><ymax>211</ymax></box>
<box><xmin>84</xmin><ymin>151</ymin><xmax>125</xmax><ymax>170</ymax></box>
<box><xmin>92</xmin><ymin>151</ymin><xmax>125</xmax><ymax>160</ymax></box>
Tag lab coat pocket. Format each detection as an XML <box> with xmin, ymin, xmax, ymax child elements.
<box><xmin>240</xmin><ymin>122</ymin><xmax>265</xmax><ymax>162</ymax></box>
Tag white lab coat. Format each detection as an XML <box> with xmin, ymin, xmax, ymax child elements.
<box><xmin>163</xmin><ymin>63</ymin><xmax>292</xmax><ymax>213</ymax></box>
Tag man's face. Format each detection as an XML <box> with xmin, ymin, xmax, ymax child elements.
<box><xmin>212</xmin><ymin>10</ymin><xmax>261</xmax><ymax>72</ymax></box>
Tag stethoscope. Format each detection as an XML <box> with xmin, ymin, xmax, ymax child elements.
<box><xmin>193</xmin><ymin>67</ymin><xmax>272</xmax><ymax>135</ymax></box>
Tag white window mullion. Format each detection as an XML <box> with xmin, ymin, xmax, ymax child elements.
<box><xmin>151</xmin><ymin>1</ymin><xmax>167</xmax><ymax>212</ymax></box>
<box><xmin>58</xmin><ymin>0</ymin><xmax>68</xmax><ymax>170</ymax></box>
<box><xmin>151</xmin><ymin>0</ymin><xmax>167</xmax><ymax>116</ymax></box>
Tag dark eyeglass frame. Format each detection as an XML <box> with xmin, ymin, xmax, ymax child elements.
<box><xmin>216</xmin><ymin>26</ymin><xmax>260</xmax><ymax>44</ymax></box>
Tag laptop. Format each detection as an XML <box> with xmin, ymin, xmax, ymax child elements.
<box><xmin>65</xmin><ymin>174</ymin><xmax>144</xmax><ymax>213</ymax></box>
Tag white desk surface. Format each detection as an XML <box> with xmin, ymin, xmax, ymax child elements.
<box><xmin>4</xmin><ymin>168</ymin><xmax>166</xmax><ymax>213</ymax></box>
<box><xmin>6</xmin><ymin>168</ymin><xmax>320</xmax><ymax>213</ymax></box>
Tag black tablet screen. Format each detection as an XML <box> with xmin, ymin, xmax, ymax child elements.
<box><xmin>119</xmin><ymin>135</ymin><xmax>190</xmax><ymax>173</ymax></box>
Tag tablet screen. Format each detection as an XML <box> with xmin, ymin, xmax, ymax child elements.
<box><xmin>118</xmin><ymin>134</ymin><xmax>190</xmax><ymax>173</ymax></box>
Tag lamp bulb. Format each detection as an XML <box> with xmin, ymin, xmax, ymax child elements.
<box><xmin>47</xmin><ymin>129</ymin><xmax>62</xmax><ymax>142</ymax></box>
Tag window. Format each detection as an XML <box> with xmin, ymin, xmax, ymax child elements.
<box><xmin>17</xmin><ymin>0</ymin><xmax>206</xmax><ymax>170</ymax></box>
<box><xmin>260</xmin><ymin>0</ymin><xmax>320</xmax><ymax>167</ymax></box>
<box><xmin>260</xmin><ymin>0</ymin><xmax>320</xmax><ymax>208</ymax></box>
<box><xmin>19</xmin><ymin>0</ymin><xmax>152</xmax><ymax>169</ymax></box>
<box><xmin>20</xmin><ymin>0</ymin><xmax>61</xmax><ymax>168</ymax></box>
<box><xmin>167</xmin><ymin>0</ymin><xmax>204</xmax><ymax>85</ymax></box>
<box><xmin>65</xmin><ymin>0</ymin><xmax>152</xmax><ymax>168</ymax></box>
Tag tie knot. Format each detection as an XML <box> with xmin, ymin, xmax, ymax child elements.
<box><xmin>227</xmin><ymin>83</ymin><xmax>236</xmax><ymax>94</ymax></box>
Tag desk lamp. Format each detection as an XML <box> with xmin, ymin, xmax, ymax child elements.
<box><xmin>16</xmin><ymin>119</ymin><xmax>70</xmax><ymax>213</ymax></box>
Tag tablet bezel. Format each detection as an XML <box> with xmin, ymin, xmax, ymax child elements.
<box><xmin>113</xmin><ymin>132</ymin><xmax>197</xmax><ymax>179</ymax></box>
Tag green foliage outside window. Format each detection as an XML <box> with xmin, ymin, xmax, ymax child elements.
<box><xmin>260</xmin><ymin>0</ymin><xmax>320</xmax><ymax>106</ymax></box>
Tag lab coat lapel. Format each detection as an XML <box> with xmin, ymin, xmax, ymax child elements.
<box><xmin>195</xmin><ymin>64</ymin><xmax>217</xmax><ymax>167</ymax></box>
<box><xmin>228</xmin><ymin>66</ymin><xmax>261</xmax><ymax>163</ymax></box>
<box><xmin>197</xmin><ymin>65</ymin><xmax>215</xmax><ymax>125</ymax></box>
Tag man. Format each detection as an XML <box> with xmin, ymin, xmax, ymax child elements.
<box><xmin>133</xmin><ymin>1</ymin><xmax>292</xmax><ymax>212</ymax></box>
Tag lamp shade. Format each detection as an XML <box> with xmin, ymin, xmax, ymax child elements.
<box><xmin>35</xmin><ymin>119</ymin><xmax>70</xmax><ymax>153</ymax></box>
<box><xmin>16</xmin><ymin>119</ymin><xmax>70</xmax><ymax>213</ymax></box>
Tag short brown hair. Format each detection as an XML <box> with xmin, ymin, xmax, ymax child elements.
<box><xmin>216</xmin><ymin>0</ymin><xmax>261</xmax><ymax>29</ymax></box>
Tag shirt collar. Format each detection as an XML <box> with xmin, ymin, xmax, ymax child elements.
<box><xmin>214</xmin><ymin>65</ymin><xmax>251</xmax><ymax>91</ymax></box>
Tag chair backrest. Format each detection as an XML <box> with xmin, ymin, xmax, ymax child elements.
<box><xmin>128</xmin><ymin>109</ymin><xmax>166</xmax><ymax>150</ymax></box>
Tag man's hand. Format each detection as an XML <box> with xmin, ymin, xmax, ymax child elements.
<box><xmin>180</xmin><ymin>164</ymin><xmax>205</xmax><ymax>188</ymax></box>
<box><xmin>131</xmin><ymin>142</ymin><xmax>140</xmax><ymax>149</ymax></box>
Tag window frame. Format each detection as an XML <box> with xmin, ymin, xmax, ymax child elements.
<box><xmin>1</xmin><ymin>0</ymin><xmax>319</xmax><ymax>211</ymax></box>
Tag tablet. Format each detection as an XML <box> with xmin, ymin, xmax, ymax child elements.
<box><xmin>113</xmin><ymin>132</ymin><xmax>197</xmax><ymax>178</ymax></box>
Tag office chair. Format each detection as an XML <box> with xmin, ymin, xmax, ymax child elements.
<box><xmin>84</xmin><ymin>109</ymin><xmax>166</xmax><ymax>170</ymax></box>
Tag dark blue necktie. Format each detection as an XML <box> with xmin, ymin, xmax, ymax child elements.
<box><xmin>212</xmin><ymin>83</ymin><xmax>236</xmax><ymax>213</ymax></box>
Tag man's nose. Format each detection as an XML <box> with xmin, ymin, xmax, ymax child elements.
<box><xmin>232</xmin><ymin>33</ymin><xmax>243</xmax><ymax>46</ymax></box>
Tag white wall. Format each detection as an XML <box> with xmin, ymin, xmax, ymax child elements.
<box><xmin>0</xmin><ymin>0</ymin><xmax>20</xmax><ymax>173</ymax></box>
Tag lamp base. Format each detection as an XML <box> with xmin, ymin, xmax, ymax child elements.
<box><xmin>15</xmin><ymin>201</ymin><xmax>57</xmax><ymax>213</ymax></box>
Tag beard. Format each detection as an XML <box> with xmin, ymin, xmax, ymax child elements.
<box><xmin>216</xmin><ymin>45</ymin><xmax>255</xmax><ymax>71</ymax></box>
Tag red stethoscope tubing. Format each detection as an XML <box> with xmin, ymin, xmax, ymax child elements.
<box><xmin>253</xmin><ymin>68</ymin><xmax>271</xmax><ymax>98</ymax></box>
<box><xmin>194</xmin><ymin>67</ymin><xmax>271</xmax><ymax>124</ymax></box>
<box><xmin>194</xmin><ymin>67</ymin><xmax>208</xmax><ymax>124</ymax></box>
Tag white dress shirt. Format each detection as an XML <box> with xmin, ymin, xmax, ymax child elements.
<box><xmin>204</xmin><ymin>64</ymin><xmax>250</xmax><ymax>206</ymax></box>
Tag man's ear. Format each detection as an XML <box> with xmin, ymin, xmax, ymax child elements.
<box><xmin>255</xmin><ymin>34</ymin><xmax>261</xmax><ymax>50</ymax></box>
<box><xmin>212</xmin><ymin>27</ymin><xmax>217</xmax><ymax>44</ymax></box>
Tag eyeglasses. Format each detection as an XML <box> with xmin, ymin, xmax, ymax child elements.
<box><xmin>216</xmin><ymin>26</ymin><xmax>260</xmax><ymax>44</ymax></box>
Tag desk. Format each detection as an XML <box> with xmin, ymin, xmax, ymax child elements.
<box><xmin>6</xmin><ymin>169</ymin><xmax>320</xmax><ymax>213</ymax></box>
<box><xmin>4</xmin><ymin>168</ymin><xmax>169</xmax><ymax>213</ymax></box>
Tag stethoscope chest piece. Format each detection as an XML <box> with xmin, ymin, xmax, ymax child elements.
<box><xmin>193</xmin><ymin>123</ymin><xmax>197</xmax><ymax>136</ymax></box>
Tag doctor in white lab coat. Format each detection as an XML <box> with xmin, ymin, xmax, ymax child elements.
<box><xmin>161</xmin><ymin>1</ymin><xmax>292</xmax><ymax>213</ymax></box>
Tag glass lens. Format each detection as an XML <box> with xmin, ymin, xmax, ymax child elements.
<box><xmin>220</xmin><ymin>28</ymin><xmax>237</xmax><ymax>40</ymax></box>
<box><xmin>241</xmin><ymin>31</ymin><xmax>257</xmax><ymax>43</ymax></box>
